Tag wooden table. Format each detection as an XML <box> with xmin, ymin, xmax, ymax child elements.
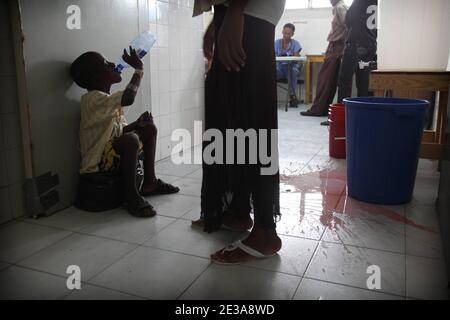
<box><xmin>369</xmin><ymin>70</ymin><xmax>450</xmax><ymax>160</ymax></box>
<box><xmin>305</xmin><ymin>54</ymin><xmax>325</xmax><ymax>104</ymax></box>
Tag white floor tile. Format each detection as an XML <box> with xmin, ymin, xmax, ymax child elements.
<box><xmin>301</xmin><ymin>155</ymin><xmax>347</xmax><ymax>173</ymax></box>
<box><xmin>172</xmin><ymin>177</ymin><xmax>201</xmax><ymax>197</ymax></box>
<box><xmin>180</xmin><ymin>264</ymin><xmax>301</xmax><ymax>300</ymax></box>
<box><xmin>416</xmin><ymin>159</ymin><xmax>439</xmax><ymax>176</ymax></box>
<box><xmin>406</xmin><ymin>255</ymin><xmax>449</xmax><ymax>300</ymax></box>
<box><xmin>180</xmin><ymin>205</ymin><xmax>202</xmax><ymax>221</ymax></box>
<box><xmin>155</xmin><ymin>159</ymin><xmax>200</xmax><ymax>177</ymax></box>
<box><xmin>21</xmin><ymin>206</ymin><xmax>118</xmax><ymax>231</ymax></box>
<box><xmin>64</xmin><ymin>283</ymin><xmax>144</xmax><ymax>300</ymax></box>
<box><xmin>405</xmin><ymin>225</ymin><xmax>444</xmax><ymax>259</ymax></box>
<box><xmin>148</xmin><ymin>194</ymin><xmax>200</xmax><ymax>218</ymax></box>
<box><xmin>305</xmin><ymin>241</ymin><xmax>406</xmax><ymax>296</ymax></box>
<box><xmin>335</xmin><ymin>195</ymin><xmax>406</xmax><ymax>219</ymax></box>
<box><xmin>412</xmin><ymin>176</ymin><xmax>440</xmax><ymax>206</ymax></box>
<box><xmin>405</xmin><ymin>204</ymin><xmax>440</xmax><ymax>230</ymax></box>
<box><xmin>185</xmin><ymin>168</ymin><xmax>202</xmax><ymax>181</ymax></box>
<box><xmin>0</xmin><ymin>261</ymin><xmax>10</xmax><ymax>271</ymax></box>
<box><xmin>18</xmin><ymin>233</ymin><xmax>137</xmax><ymax>280</ymax></box>
<box><xmin>322</xmin><ymin>214</ymin><xmax>405</xmax><ymax>254</ymax></box>
<box><xmin>156</xmin><ymin>174</ymin><xmax>181</xmax><ymax>184</ymax></box>
<box><xmin>276</xmin><ymin>213</ymin><xmax>326</xmax><ymax>240</ymax></box>
<box><xmin>243</xmin><ymin>236</ymin><xmax>318</xmax><ymax>277</ymax></box>
<box><xmin>0</xmin><ymin>266</ymin><xmax>69</xmax><ymax>300</ymax></box>
<box><xmin>90</xmin><ymin>246</ymin><xmax>210</xmax><ymax>299</ymax></box>
<box><xmin>145</xmin><ymin>219</ymin><xmax>245</xmax><ymax>259</ymax></box>
<box><xmin>79</xmin><ymin>210</ymin><xmax>175</xmax><ymax>244</ymax></box>
<box><xmin>294</xmin><ymin>278</ymin><xmax>403</xmax><ymax>300</ymax></box>
<box><xmin>0</xmin><ymin>221</ymin><xmax>72</xmax><ymax>263</ymax></box>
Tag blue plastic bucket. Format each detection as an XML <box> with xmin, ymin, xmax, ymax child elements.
<box><xmin>344</xmin><ymin>97</ymin><xmax>429</xmax><ymax>205</ymax></box>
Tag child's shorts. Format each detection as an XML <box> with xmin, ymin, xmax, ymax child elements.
<box><xmin>99</xmin><ymin>139</ymin><xmax>143</xmax><ymax>172</ymax></box>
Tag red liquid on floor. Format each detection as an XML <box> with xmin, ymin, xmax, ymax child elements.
<box><xmin>280</xmin><ymin>169</ymin><xmax>436</xmax><ymax>234</ymax></box>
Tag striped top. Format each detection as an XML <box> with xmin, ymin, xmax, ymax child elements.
<box><xmin>79</xmin><ymin>90</ymin><xmax>127</xmax><ymax>173</ymax></box>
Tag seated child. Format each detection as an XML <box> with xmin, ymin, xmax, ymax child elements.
<box><xmin>70</xmin><ymin>47</ymin><xmax>179</xmax><ymax>217</ymax></box>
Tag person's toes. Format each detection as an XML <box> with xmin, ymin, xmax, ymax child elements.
<box><xmin>138</xmin><ymin>205</ymin><xmax>156</xmax><ymax>218</ymax></box>
<box><xmin>191</xmin><ymin>219</ymin><xmax>204</xmax><ymax>228</ymax></box>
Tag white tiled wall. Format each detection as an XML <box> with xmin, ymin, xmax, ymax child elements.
<box><xmin>0</xmin><ymin>1</ymin><xmax>26</xmax><ymax>223</ymax></box>
<box><xmin>378</xmin><ymin>0</ymin><xmax>450</xmax><ymax>71</ymax></box>
<box><xmin>148</xmin><ymin>0</ymin><xmax>205</xmax><ymax>161</ymax></box>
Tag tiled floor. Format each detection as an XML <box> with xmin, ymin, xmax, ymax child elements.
<box><xmin>0</xmin><ymin>106</ymin><xmax>448</xmax><ymax>300</ymax></box>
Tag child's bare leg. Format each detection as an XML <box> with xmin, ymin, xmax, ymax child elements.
<box><xmin>136</xmin><ymin>122</ymin><xmax>180</xmax><ymax>196</ymax></box>
<box><xmin>135</xmin><ymin>123</ymin><xmax>158</xmax><ymax>192</ymax></box>
<box><xmin>113</xmin><ymin>133</ymin><xmax>155</xmax><ymax>217</ymax></box>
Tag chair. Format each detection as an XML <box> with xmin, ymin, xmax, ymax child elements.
<box><xmin>277</xmin><ymin>62</ymin><xmax>304</xmax><ymax>112</ymax></box>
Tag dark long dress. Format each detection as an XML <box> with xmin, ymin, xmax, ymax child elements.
<box><xmin>201</xmin><ymin>5</ymin><xmax>280</xmax><ymax>233</ymax></box>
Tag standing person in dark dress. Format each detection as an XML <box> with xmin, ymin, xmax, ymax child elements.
<box><xmin>337</xmin><ymin>0</ymin><xmax>378</xmax><ymax>102</ymax></box>
<box><xmin>192</xmin><ymin>0</ymin><xmax>286</xmax><ymax>264</ymax></box>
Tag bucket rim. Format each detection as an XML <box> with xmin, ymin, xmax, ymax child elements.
<box><xmin>329</xmin><ymin>103</ymin><xmax>345</xmax><ymax>108</ymax></box>
<box><xmin>343</xmin><ymin>96</ymin><xmax>429</xmax><ymax>106</ymax></box>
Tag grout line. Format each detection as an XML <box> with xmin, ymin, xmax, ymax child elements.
<box><xmin>301</xmin><ymin>275</ymin><xmax>406</xmax><ymax>300</ymax></box>
<box><xmin>4</xmin><ymin>263</ymin><xmax>149</xmax><ymax>300</ymax></box>
<box><xmin>136</xmin><ymin>216</ymin><xmax>181</xmax><ymax>244</ymax></box>
<box><xmin>11</xmin><ymin>231</ymin><xmax>76</xmax><ymax>266</ymax></box>
<box><xmin>3</xmin><ymin>264</ymin><xmax>76</xmax><ymax>300</ymax></box>
<box><xmin>319</xmin><ymin>239</ymin><xmax>406</xmax><ymax>256</ymax></box>
<box><xmin>297</xmin><ymin>147</ymin><xmax>327</xmax><ymax>175</ymax></box>
<box><xmin>12</xmin><ymin>216</ymin><xmax>442</xmax><ymax>284</ymax></box>
<box><xmin>81</xmin><ymin>244</ymin><xmax>141</xmax><ymax>283</ymax></box>
<box><xmin>292</xmin><ymin>184</ymin><xmax>344</xmax><ymax>300</ymax></box>
<box><xmin>291</xmin><ymin>232</ymin><xmax>325</xmax><ymax>300</ymax></box>
<box><xmin>15</xmin><ymin>216</ymin><xmax>442</xmax><ymax>261</ymax></box>
<box><xmin>63</xmin><ymin>280</ymin><xmax>149</xmax><ymax>300</ymax></box>
<box><xmin>175</xmin><ymin>262</ymin><xmax>213</xmax><ymax>300</ymax></box>
<box><xmin>140</xmin><ymin>241</ymin><xmax>217</xmax><ymax>262</ymax></box>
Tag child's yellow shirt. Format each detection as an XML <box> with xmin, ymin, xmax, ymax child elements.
<box><xmin>79</xmin><ymin>90</ymin><xmax>127</xmax><ymax>173</ymax></box>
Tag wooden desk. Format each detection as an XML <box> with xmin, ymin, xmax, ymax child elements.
<box><xmin>369</xmin><ymin>70</ymin><xmax>450</xmax><ymax>160</ymax></box>
<box><xmin>305</xmin><ymin>54</ymin><xmax>325</xmax><ymax>104</ymax></box>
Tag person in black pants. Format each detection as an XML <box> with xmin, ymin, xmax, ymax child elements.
<box><xmin>337</xmin><ymin>0</ymin><xmax>377</xmax><ymax>103</ymax></box>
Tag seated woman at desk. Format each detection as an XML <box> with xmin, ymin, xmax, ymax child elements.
<box><xmin>275</xmin><ymin>23</ymin><xmax>302</xmax><ymax>107</ymax></box>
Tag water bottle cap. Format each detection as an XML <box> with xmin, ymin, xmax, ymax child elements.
<box><xmin>115</xmin><ymin>64</ymin><xmax>124</xmax><ymax>73</ymax></box>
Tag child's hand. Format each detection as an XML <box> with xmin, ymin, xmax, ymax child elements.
<box><xmin>122</xmin><ymin>46</ymin><xmax>144</xmax><ymax>70</ymax></box>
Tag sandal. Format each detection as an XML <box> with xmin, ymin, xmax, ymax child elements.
<box><xmin>124</xmin><ymin>199</ymin><xmax>156</xmax><ymax>218</ymax></box>
<box><xmin>141</xmin><ymin>179</ymin><xmax>180</xmax><ymax>196</ymax></box>
<box><xmin>211</xmin><ymin>240</ymin><xmax>276</xmax><ymax>265</ymax></box>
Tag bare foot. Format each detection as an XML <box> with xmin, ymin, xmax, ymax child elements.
<box><xmin>140</xmin><ymin>179</ymin><xmax>158</xmax><ymax>194</ymax></box>
<box><xmin>124</xmin><ymin>196</ymin><xmax>156</xmax><ymax>218</ymax></box>
<box><xmin>191</xmin><ymin>218</ymin><xmax>205</xmax><ymax>228</ymax></box>
<box><xmin>141</xmin><ymin>179</ymin><xmax>179</xmax><ymax>196</ymax></box>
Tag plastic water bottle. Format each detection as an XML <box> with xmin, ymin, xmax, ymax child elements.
<box><xmin>115</xmin><ymin>31</ymin><xmax>156</xmax><ymax>73</ymax></box>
